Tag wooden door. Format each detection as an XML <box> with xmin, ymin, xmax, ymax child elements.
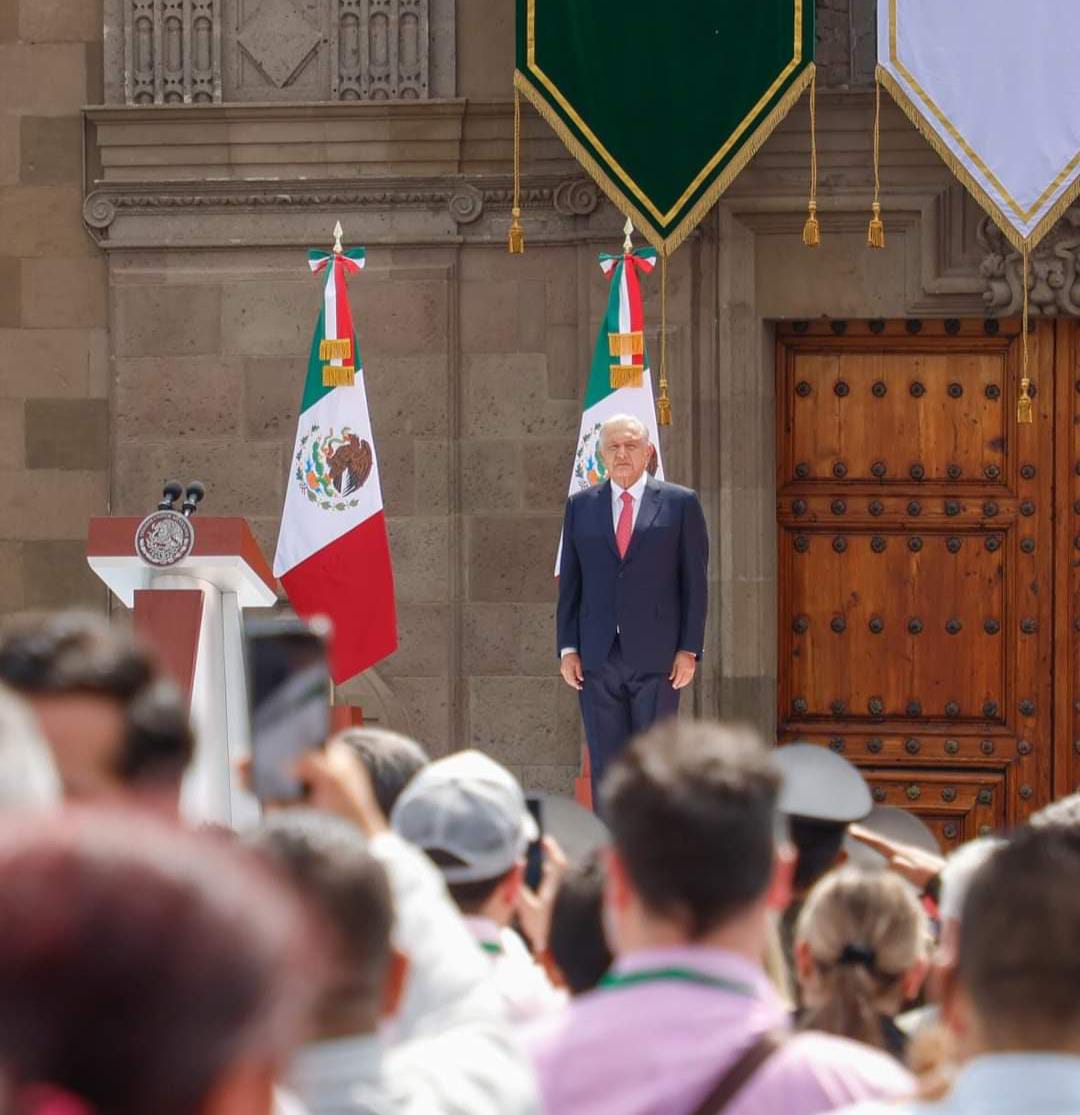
<box><xmin>776</xmin><ymin>319</ymin><xmax>1054</xmax><ymax>847</ymax></box>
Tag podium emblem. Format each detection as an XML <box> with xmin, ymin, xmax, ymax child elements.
<box><xmin>135</xmin><ymin>510</ymin><xmax>195</xmax><ymax>567</ymax></box>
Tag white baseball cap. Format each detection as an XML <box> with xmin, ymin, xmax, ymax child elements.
<box><xmin>390</xmin><ymin>749</ymin><xmax>538</xmax><ymax>883</ymax></box>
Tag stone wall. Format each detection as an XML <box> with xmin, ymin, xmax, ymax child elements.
<box><xmin>0</xmin><ymin>0</ymin><xmax>109</xmax><ymax>616</ymax></box>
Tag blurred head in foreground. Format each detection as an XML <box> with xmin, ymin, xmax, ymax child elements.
<box><xmin>0</xmin><ymin>613</ymin><xmax>192</xmax><ymax>808</ymax></box>
<box><xmin>0</xmin><ymin>808</ymin><xmax>320</xmax><ymax>1115</ymax></box>
<box><xmin>331</xmin><ymin>726</ymin><xmax>429</xmax><ymax>817</ymax></box>
<box><xmin>548</xmin><ymin>852</ymin><xmax>613</xmax><ymax>994</ymax></box>
<box><xmin>944</xmin><ymin>826</ymin><xmax>1080</xmax><ymax>1058</ymax></box>
<box><xmin>600</xmin><ymin>719</ymin><xmax>790</xmax><ymax>953</ymax></box>
<box><xmin>0</xmin><ymin>683</ymin><xmax>60</xmax><ymax>811</ymax></box>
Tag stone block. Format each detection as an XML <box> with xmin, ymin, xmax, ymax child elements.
<box><xmin>460</xmin><ymin>244</ymin><xmax>576</xmax><ymax>284</ymax></box>
<box><xmin>545</xmin><ymin>268</ymin><xmax>578</xmax><ymax>326</ymax></box>
<box><xmin>21</xmin><ymin>539</ymin><xmax>106</xmax><ymax>608</ymax></box>
<box><xmin>114</xmin><ymin>284</ymin><xmax>222</xmax><ymax>357</ymax></box>
<box><xmin>463</xmin><ymin>354</ymin><xmax>579</xmax><ymax>439</ymax></box>
<box><xmin>516</xmin><ymin>765</ymin><xmax>577</xmax><ymax>796</ymax></box>
<box><xmin>460</xmin><ymin>279</ymin><xmax>519</xmax><ymax>353</ymax></box>
<box><xmin>0</xmin><ymin>3</ymin><xmax>15</xmax><ymax>42</ymax></box>
<box><xmin>367</xmin><ymin>355</ymin><xmax>449</xmax><ymax>437</ymax></box>
<box><xmin>0</xmin><ymin>400</ymin><xmax>22</xmax><ymax>468</ymax></box>
<box><xmin>462</xmin><ymin>603</ymin><xmax>520</xmax><ymax>675</ymax></box>
<box><xmin>19</xmin><ymin>0</ymin><xmax>102</xmax><ymax>42</ymax></box>
<box><xmin>374</xmin><ymin>435</ymin><xmax>416</xmax><ymax>516</ymax></box>
<box><xmin>456</xmin><ymin>0</ymin><xmax>514</xmax><ymax>98</ymax></box>
<box><xmin>461</xmin><ymin>439</ymin><xmax>520</xmax><ymax>512</ymax></box>
<box><xmin>0</xmin><ymin>186</ymin><xmax>95</xmax><ymax>257</ymax></box>
<box><xmin>517</xmin><ymin>602</ymin><xmax>559</xmax><ymax>676</ymax></box>
<box><xmin>19</xmin><ymin>115</ymin><xmax>81</xmax><ymax>184</ymax></box>
<box><xmin>0</xmin><ymin>468</ymin><xmax>106</xmax><ymax>539</ymax></box>
<box><xmin>414</xmin><ymin>439</ymin><xmax>449</xmax><ymax>514</ymax></box>
<box><xmin>360</xmin><ymin>276</ymin><xmax>448</xmax><ymax>357</ymax></box>
<box><xmin>0</xmin><ymin>45</ymin><xmax>87</xmax><ymax>112</ymax></box>
<box><xmin>469</xmin><ymin>677</ymin><xmax>580</xmax><ymax>766</ymax></box>
<box><xmin>115</xmin><ymin>357</ymin><xmax>243</xmax><ymax>440</ymax></box>
<box><xmin>545</xmin><ymin>323</ymin><xmax>583</xmax><ymax>400</ymax></box>
<box><xmin>386</xmin><ymin>516</ymin><xmax>448</xmax><ymax>603</ymax></box>
<box><xmin>0</xmin><ymin>112</ymin><xmax>18</xmax><ymax>185</ymax></box>
<box><xmin>112</xmin><ymin>441</ymin><xmax>284</xmax><ymax>518</ymax></box>
<box><xmin>243</xmin><ymin>356</ymin><xmax>301</xmax><ymax>441</ymax></box>
<box><xmin>467</xmin><ymin>515</ymin><xmax>561</xmax><ymax>603</ymax></box>
<box><xmin>0</xmin><ymin>327</ymin><xmax>91</xmax><ymax>397</ymax></box>
<box><xmin>517</xmin><ymin>281</ymin><xmax>548</xmax><ymax>353</ymax></box>
<box><xmin>21</xmin><ymin>257</ymin><xmax>106</xmax><ymax>329</ymax></box>
<box><xmin>87</xmin><ymin>328</ymin><xmax>108</xmax><ymax>398</ymax></box>
<box><xmin>220</xmin><ymin>280</ymin><xmax>312</xmax><ymax>358</ymax></box>
<box><xmin>0</xmin><ymin>258</ymin><xmax>19</xmax><ymax>327</ymax></box>
<box><xmin>381</xmin><ymin>603</ymin><xmax>450</xmax><ymax>677</ymax></box>
<box><xmin>523</xmin><ymin>437</ymin><xmax>575</xmax><ymax>512</ymax></box>
<box><xmin>389</xmin><ymin>675</ymin><xmax>451</xmax><ymax>754</ymax></box>
<box><xmin>0</xmin><ymin>541</ymin><xmax>22</xmax><ymax>611</ymax></box>
<box><xmin>25</xmin><ymin>398</ymin><xmax>107</xmax><ymax>470</ymax></box>
<box><xmin>717</xmin><ymin>675</ymin><xmax>776</xmax><ymax>740</ymax></box>
<box><xmin>247</xmin><ymin>515</ymin><xmax>282</xmax><ymax>572</ymax></box>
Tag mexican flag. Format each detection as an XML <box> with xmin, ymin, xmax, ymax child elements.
<box><xmin>273</xmin><ymin>243</ymin><xmax>398</xmax><ymax>682</ymax></box>
<box><xmin>556</xmin><ymin>246</ymin><xmax>665</xmax><ymax>573</ymax></box>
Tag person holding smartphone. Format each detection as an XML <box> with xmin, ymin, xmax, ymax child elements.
<box><xmin>391</xmin><ymin>750</ymin><xmax>568</xmax><ymax>1024</ymax></box>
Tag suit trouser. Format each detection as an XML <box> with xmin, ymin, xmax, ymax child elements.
<box><xmin>579</xmin><ymin>637</ymin><xmax>681</xmax><ymax>811</ymax></box>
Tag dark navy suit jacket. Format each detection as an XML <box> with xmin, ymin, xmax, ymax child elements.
<box><xmin>556</xmin><ymin>476</ymin><xmax>709</xmax><ymax>674</ymax></box>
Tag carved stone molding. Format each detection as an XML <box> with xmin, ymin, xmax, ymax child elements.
<box><xmin>979</xmin><ymin>211</ymin><xmax>1080</xmax><ymax>317</ymax></box>
<box><xmin>122</xmin><ymin>0</ymin><xmax>223</xmax><ymax>104</ymax></box>
<box><xmin>82</xmin><ymin>175</ymin><xmax>612</xmax><ymax>245</ymax></box>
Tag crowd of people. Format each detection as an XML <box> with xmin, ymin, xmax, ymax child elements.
<box><xmin>0</xmin><ymin>611</ymin><xmax>1079</xmax><ymax>1115</ymax></box>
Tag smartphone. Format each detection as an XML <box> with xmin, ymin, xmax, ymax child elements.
<box><xmin>525</xmin><ymin>795</ymin><xmax>544</xmax><ymax>891</ymax></box>
<box><xmin>245</xmin><ymin>617</ymin><xmax>332</xmax><ymax>803</ymax></box>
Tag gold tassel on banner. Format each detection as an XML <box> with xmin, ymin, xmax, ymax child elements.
<box><xmin>508</xmin><ymin>86</ymin><xmax>525</xmax><ymax>254</ymax></box>
<box><xmin>657</xmin><ymin>253</ymin><xmax>672</xmax><ymax>425</ymax></box>
<box><xmin>323</xmin><ymin>365</ymin><xmax>356</xmax><ymax>388</ymax></box>
<box><xmin>867</xmin><ymin>79</ymin><xmax>885</xmax><ymax>249</ymax></box>
<box><xmin>610</xmin><ymin>365</ymin><xmax>644</xmax><ymax>389</ymax></box>
<box><xmin>1017</xmin><ymin>244</ymin><xmax>1033</xmax><ymax>424</ymax></box>
<box><xmin>319</xmin><ymin>338</ymin><xmax>352</xmax><ymax>362</ymax></box>
<box><xmin>802</xmin><ymin>73</ymin><xmax>820</xmax><ymax>247</ymax></box>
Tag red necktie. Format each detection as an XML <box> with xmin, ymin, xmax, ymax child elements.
<box><xmin>616</xmin><ymin>490</ymin><xmax>634</xmax><ymax>559</ymax></box>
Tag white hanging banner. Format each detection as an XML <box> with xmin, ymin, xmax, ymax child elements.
<box><xmin>878</xmin><ymin>0</ymin><xmax>1080</xmax><ymax>250</ymax></box>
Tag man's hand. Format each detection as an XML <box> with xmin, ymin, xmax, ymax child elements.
<box><xmin>293</xmin><ymin>739</ymin><xmax>389</xmax><ymax>837</ymax></box>
<box><xmin>848</xmin><ymin>824</ymin><xmax>945</xmax><ymax>889</ymax></box>
<box><xmin>669</xmin><ymin>650</ymin><xmax>697</xmax><ymax>690</ymax></box>
<box><xmin>516</xmin><ymin>836</ymin><xmax>569</xmax><ymax>955</ymax></box>
<box><xmin>560</xmin><ymin>652</ymin><xmax>584</xmax><ymax>691</ymax></box>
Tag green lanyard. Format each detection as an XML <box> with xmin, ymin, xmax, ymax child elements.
<box><xmin>598</xmin><ymin>966</ymin><xmax>756</xmax><ymax>999</ymax></box>
<box><xmin>479</xmin><ymin>940</ymin><xmax>503</xmax><ymax>956</ymax></box>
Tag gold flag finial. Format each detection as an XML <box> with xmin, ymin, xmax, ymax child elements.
<box><xmin>332</xmin><ymin>221</ymin><xmax>344</xmax><ymax>255</ymax></box>
<box><xmin>623</xmin><ymin>217</ymin><xmax>634</xmax><ymax>254</ymax></box>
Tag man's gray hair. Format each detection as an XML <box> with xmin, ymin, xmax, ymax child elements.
<box><xmin>0</xmin><ymin>684</ymin><xmax>60</xmax><ymax>810</ymax></box>
<box><xmin>599</xmin><ymin>414</ymin><xmax>650</xmax><ymax>445</ymax></box>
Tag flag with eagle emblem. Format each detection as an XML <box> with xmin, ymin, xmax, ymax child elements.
<box><xmin>273</xmin><ymin>238</ymin><xmax>398</xmax><ymax>682</ymax></box>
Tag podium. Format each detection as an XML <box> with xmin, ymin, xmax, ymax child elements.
<box><xmin>87</xmin><ymin>516</ymin><xmax>277</xmax><ymax>824</ymax></box>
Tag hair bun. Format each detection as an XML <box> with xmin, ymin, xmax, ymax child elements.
<box><xmin>838</xmin><ymin>943</ymin><xmax>877</xmax><ymax>969</ymax></box>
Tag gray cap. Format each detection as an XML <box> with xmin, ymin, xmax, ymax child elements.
<box><xmin>390</xmin><ymin>749</ymin><xmax>538</xmax><ymax>883</ymax></box>
<box><xmin>775</xmin><ymin>742</ymin><xmax>872</xmax><ymax>824</ymax></box>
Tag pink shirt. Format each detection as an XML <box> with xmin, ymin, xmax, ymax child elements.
<box><xmin>524</xmin><ymin>945</ymin><xmax>913</xmax><ymax>1115</ymax></box>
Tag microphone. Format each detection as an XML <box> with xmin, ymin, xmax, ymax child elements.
<box><xmin>181</xmin><ymin>481</ymin><xmax>206</xmax><ymax>518</ymax></box>
<box><xmin>158</xmin><ymin>480</ymin><xmax>184</xmax><ymax>511</ymax></box>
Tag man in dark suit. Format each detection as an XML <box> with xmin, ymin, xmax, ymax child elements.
<box><xmin>557</xmin><ymin>415</ymin><xmax>708</xmax><ymax>806</ymax></box>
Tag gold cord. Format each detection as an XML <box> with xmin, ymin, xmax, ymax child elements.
<box><xmin>1018</xmin><ymin>244</ymin><xmax>1032</xmax><ymax>423</ymax></box>
<box><xmin>509</xmin><ymin>86</ymin><xmax>524</xmax><ymax>254</ymax></box>
<box><xmin>867</xmin><ymin>79</ymin><xmax>885</xmax><ymax>249</ymax></box>
<box><xmin>657</xmin><ymin>253</ymin><xmax>671</xmax><ymax>426</ymax></box>
<box><xmin>802</xmin><ymin>73</ymin><xmax>820</xmax><ymax>247</ymax></box>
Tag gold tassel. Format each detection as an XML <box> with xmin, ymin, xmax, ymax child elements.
<box><xmin>803</xmin><ymin>73</ymin><xmax>820</xmax><ymax>248</ymax></box>
<box><xmin>608</xmin><ymin>331</ymin><xmax>644</xmax><ymax>357</ymax></box>
<box><xmin>867</xmin><ymin>79</ymin><xmax>885</xmax><ymax>248</ymax></box>
<box><xmin>657</xmin><ymin>252</ymin><xmax>671</xmax><ymax>425</ymax></box>
<box><xmin>610</xmin><ymin>365</ymin><xmax>644</xmax><ymax>389</ymax></box>
<box><xmin>319</xmin><ymin>338</ymin><xmax>352</xmax><ymax>362</ymax></box>
<box><xmin>1018</xmin><ymin>243</ymin><xmax>1033</xmax><ymax>423</ymax></box>
<box><xmin>508</xmin><ymin>86</ymin><xmax>525</xmax><ymax>254</ymax></box>
<box><xmin>322</xmin><ymin>364</ymin><xmax>356</xmax><ymax>388</ymax></box>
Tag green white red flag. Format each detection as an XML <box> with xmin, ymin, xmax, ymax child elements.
<box><xmin>273</xmin><ymin>243</ymin><xmax>398</xmax><ymax>682</ymax></box>
<box><xmin>556</xmin><ymin>246</ymin><xmax>665</xmax><ymax>573</ymax></box>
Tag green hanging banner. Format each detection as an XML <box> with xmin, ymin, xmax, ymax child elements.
<box><xmin>514</xmin><ymin>0</ymin><xmax>816</xmax><ymax>254</ymax></box>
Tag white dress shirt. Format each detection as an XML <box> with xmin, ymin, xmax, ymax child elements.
<box><xmin>561</xmin><ymin>474</ymin><xmax>649</xmax><ymax>658</ymax></box>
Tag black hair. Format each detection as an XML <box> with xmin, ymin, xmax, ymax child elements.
<box><xmin>549</xmin><ymin>852</ymin><xmax>613</xmax><ymax>994</ymax></box>
<box><xmin>333</xmin><ymin>727</ymin><xmax>430</xmax><ymax>817</ymax></box>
